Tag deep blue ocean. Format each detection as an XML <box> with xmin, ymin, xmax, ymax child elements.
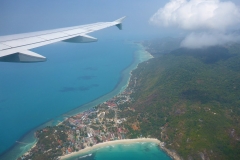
<box><xmin>0</xmin><ymin>39</ymin><xmax>170</xmax><ymax>160</ymax></box>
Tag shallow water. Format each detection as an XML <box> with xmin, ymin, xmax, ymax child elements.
<box><xmin>64</xmin><ymin>142</ymin><xmax>171</xmax><ymax>160</ymax></box>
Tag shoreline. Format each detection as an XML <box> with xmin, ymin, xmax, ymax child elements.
<box><xmin>60</xmin><ymin>138</ymin><xmax>182</xmax><ymax>160</ymax></box>
<box><xmin>7</xmin><ymin>41</ymin><xmax>152</xmax><ymax>160</ymax></box>
<box><xmin>57</xmin><ymin>43</ymin><xmax>181</xmax><ymax>160</ymax></box>
<box><xmin>56</xmin><ymin>42</ymin><xmax>153</xmax><ymax>124</ymax></box>
<box><xmin>161</xmin><ymin>147</ymin><xmax>182</xmax><ymax>160</ymax></box>
<box><xmin>60</xmin><ymin>138</ymin><xmax>161</xmax><ymax>160</ymax></box>
<box><xmin>56</xmin><ymin>43</ymin><xmax>161</xmax><ymax>160</ymax></box>
<box><xmin>11</xmin><ymin>42</ymin><xmax>181</xmax><ymax>160</ymax></box>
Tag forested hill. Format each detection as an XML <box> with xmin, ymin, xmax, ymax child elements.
<box><xmin>121</xmin><ymin>43</ymin><xmax>240</xmax><ymax>159</ymax></box>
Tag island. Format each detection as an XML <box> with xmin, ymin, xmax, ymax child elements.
<box><xmin>18</xmin><ymin>39</ymin><xmax>240</xmax><ymax>160</ymax></box>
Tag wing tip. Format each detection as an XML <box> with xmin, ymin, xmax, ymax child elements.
<box><xmin>114</xmin><ymin>16</ymin><xmax>126</xmax><ymax>23</ymax></box>
<box><xmin>114</xmin><ymin>16</ymin><xmax>126</xmax><ymax>30</ymax></box>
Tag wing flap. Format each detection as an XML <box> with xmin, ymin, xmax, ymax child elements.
<box><xmin>63</xmin><ymin>35</ymin><xmax>97</xmax><ymax>43</ymax></box>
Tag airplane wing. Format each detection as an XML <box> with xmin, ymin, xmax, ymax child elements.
<box><xmin>0</xmin><ymin>16</ymin><xmax>126</xmax><ymax>62</ymax></box>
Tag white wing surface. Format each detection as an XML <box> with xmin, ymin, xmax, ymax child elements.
<box><xmin>0</xmin><ymin>17</ymin><xmax>126</xmax><ymax>62</ymax></box>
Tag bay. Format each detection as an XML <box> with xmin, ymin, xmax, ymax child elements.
<box><xmin>64</xmin><ymin>142</ymin><xmax>171</xmax><ymax>160</ymax></box>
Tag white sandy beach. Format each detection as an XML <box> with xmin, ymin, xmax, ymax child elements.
<box><xmin>60</xmin><ymin>138</ymin><xmax>161</xmax><ymax>160</ymax></box>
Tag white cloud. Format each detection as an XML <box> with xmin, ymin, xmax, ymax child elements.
<box><xmin>180</xmin><ymin>32</ymin><xmax>240</xmax><ymax>48</ymax></box>
<box><xmin>150</xmin><ymin>0</ymin><xmax>240</xmax><ymax>48</ymax></box>
<box><xmin>150</xmin><ymin>0</ymin><xmax>240</xmax><ymax>31</ymax></box>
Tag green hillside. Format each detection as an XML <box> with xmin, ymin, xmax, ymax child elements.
<box><xmin>121</xmin><ymin>44</ymin><xmax>240</xmax><ymax>159</ymax></box>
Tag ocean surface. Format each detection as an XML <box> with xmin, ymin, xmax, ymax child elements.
<box><xmin>64</xmin><ymin>142</ymin><xmax>171</xmax><ymax>160</ymax></box>
<box><xmin>0</xmin><ymin>38</ymin><xmax>170</xmax><ymax>160</ymax></box>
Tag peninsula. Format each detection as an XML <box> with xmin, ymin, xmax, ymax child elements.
<box><xmin>18</xmin><ymin>71</ymin><xmax>177</xmax><ymax>160</ymax></box>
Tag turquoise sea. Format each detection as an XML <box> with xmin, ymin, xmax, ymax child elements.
<box><xmin>0</xmin><ymin>38</ymin><xmax>170</xmax><ymax>160</ymax></box>
<box><xmin>64</xmin><ymin>142</ymin><xmax>171</xmax><ymax>160</ymax></box>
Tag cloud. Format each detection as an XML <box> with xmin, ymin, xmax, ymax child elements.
<box><xmin>150</xmin><ymin>0</ymin><xmax>240</xmax><ymax>31</ymax></box>
<box><xmin>150</xmin><ymin>0</ymin><xmax>240</xmax><ymax>48</ymax></box>
<box><xmin>181</xmin><ymin>32</ymin><xmax>240</xmax><ymax>48</ymax></box>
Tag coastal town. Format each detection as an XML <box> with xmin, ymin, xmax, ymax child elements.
<box><xmin>18</xmin><ymin>87</ymin><xmax>137</xmax><ymax>160</ymax></box>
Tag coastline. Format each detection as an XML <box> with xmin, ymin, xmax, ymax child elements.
<box><xmin>161</xmin><ymin>146</ymin><xmax>182</xmax><ymax>160</ymax></box>
<box><xmin>10</xmin><ymin>41</ymin><xmax>153</xmax><ymax>160</ymax></box>
<box><xmin>60</xmin><ymin>138</ymin><xmax>161</xmax><ymax>160</ymax></box>
<box><xmin>56</xmin><ymin>42</ymin><xmax>153</xmax><ymax>123</ymax></box>
<box><xmin>60</xmin><ymin>138</ymin><xmax>182</xmax><ymax>160</ymax></box>
<box><xmin>56</xmin><ymin>43</ymin><xmax>182</xmax><ymax>160</ymax></box>
<box><xmin>15</xmin><ymin>42</ymin><xmax>181</xmax><ymax>160</ymax></box>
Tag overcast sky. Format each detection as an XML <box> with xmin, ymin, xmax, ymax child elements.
<box><xmin>1</xmin><ymin>0</ymin><xmax>240</xmax><ymax>47</ymax></box>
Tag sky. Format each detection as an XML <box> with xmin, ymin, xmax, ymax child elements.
<box><xmin>0</xmin><ymin>0</ymin><xmax>166</xmax><ymax>39</ymax></box>
<box><xmin>1</xmin><ymin>0</ymin><xmax>240</xmax><ymax>47</ymax></box>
